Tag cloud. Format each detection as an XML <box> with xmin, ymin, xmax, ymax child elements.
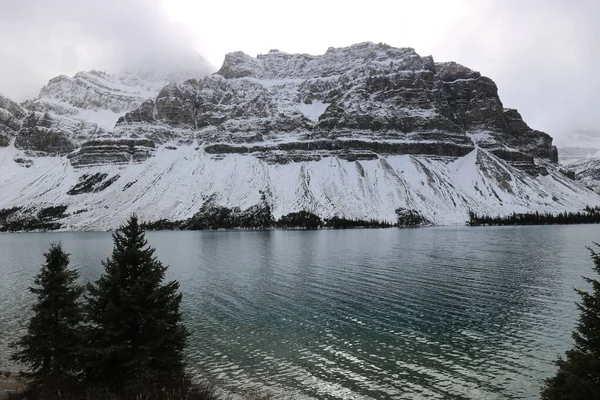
<box><xmin>0</xmin><ymin>0</ymin><xmax>213</xmax><ymax>101</ymax></box>
<box><xmin>430</xmin><ymin>0</ymin><xmax>600</xmax><ymax>141</ymax></box>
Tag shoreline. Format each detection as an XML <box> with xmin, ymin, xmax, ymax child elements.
<box><xmin>0</xmin><ymin>225</ymin><xmax>427</xmax><ymax>234</ymax></box>
<box><xmin>0</xmin><ymin>371</ymin><xmax>26</xmax><ymax>399</ymax></box>
<box><xmin>6</xmin><ymin>222</ymin><xmax>600</xmax><ymax>234</ymax></box>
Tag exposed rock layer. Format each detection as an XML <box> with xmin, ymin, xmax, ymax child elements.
<box><xmin>112</xmin><ymin>43</ymin><xmax>557</xmax><ymax>167</ymax></box>
<box><xmin>0</xmin><ymin>93</ymin><xmax>27</xmax><ymax>146</ymax></box>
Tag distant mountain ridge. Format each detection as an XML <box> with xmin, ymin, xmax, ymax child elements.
<box><xmin>554</xmin><ymin>131</ymin><xmax>600</xmax><ymax>194</ymax></box>
<box><xmin>23</xmin><ymin>70</ymin><xmax>172</xmax><ymax>127</ymax></box>
<box><xmin>0</xmin><ymin>42</ymin><xmax>597</xmax><ymax>230</ymax></box>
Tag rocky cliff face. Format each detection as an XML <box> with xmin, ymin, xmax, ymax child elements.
<box><xmin>0</xmin><ymin>93</ymin><xmax>27</xmax><ymax>146</ymax></box>
<box><xmin>114</xmin><ymin>42</ymin><xmax>557</xmax><ymax>167</ymax></box>
<box><xmin>0</xmin><ymin>42</ymin><xmax>595</xmax><ymax>229</ymax></box>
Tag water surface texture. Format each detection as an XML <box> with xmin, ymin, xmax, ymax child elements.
<box><xmin>0</xmin><ymin>226</ymin><xmax>597</xmax><ymax>399</ymax></box>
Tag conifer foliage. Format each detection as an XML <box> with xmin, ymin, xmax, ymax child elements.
<box><xmin>541</xmin><ymin>243</ymin><xmax>600</xmax><ymax>399</ymax></box>
<box><xmin>468</xmin><ymin>207</ymin><xmax>600</xmax><ymax>226</ymax></box>
<box><xmin>11</xmin><ymin>243</ymin><xmax>83</xmax><ymax>385</ymax></box>
<box><xmin>83</xmin><ymin>215</ymin><xmax>189</xmax><ymax>392</ymax></box>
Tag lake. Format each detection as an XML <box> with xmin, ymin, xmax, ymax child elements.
<box><xmin>0</xmin><ymin>226</ymin><xmax>597</xmax><ymax>399</ymax></box>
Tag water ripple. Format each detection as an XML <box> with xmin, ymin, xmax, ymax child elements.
<box><xmin>0</xmin><ymin>226</ymin><xmax>597</xmax><ymax>398</ymax></box>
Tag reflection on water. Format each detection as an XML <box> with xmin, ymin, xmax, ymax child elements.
<box><xmin>0</xmin><ymin>226</ymin><xmax>596</xmax><ymax>399</ymax></box>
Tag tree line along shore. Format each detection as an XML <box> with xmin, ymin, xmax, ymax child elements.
<box><xmin>468</xmin><ymin>206</ymin><xmax>600</xmax><ymax>226</ymax></box>
<box><xmin>4</xmin><ymin>202</ymin><xmax>600</xmax><ymax>232</ymax></box>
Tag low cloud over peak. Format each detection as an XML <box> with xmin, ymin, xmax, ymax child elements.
<box><xmin>0</xmin><ymin>0</ymin><xmax>213</xmax><ymax>101</ymax></box>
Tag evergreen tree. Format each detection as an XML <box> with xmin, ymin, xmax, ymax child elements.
<box><xmin>541</xmin><ymin>243</ymin><xmax>600</xmax><ymax>399</ymax></box>
<box><xmin>83</xmin><ymin>215</ymin><xmax>188</xmax><ymax>392</ymax></box>
<box><xmin>11</xmin><ymin>243</ymin><xmax>83</xmax><ymax>386</ymax></box>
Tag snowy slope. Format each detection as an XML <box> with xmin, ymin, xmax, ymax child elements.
<box><xmin>0</xmin><ymin>141</ymin><xmax>597</xmax><ymax>230</ymax></box>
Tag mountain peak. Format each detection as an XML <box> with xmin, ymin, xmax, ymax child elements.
<box><xmin>217</xmin><ymin>42</ymin><xmax>433</xmax><ymax>80</ymax></box>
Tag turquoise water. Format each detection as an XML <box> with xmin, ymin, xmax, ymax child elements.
<box><xmin>0</xmin><ymin>226</ymin><xmax>596</xmax><ymax>399</ymax></box>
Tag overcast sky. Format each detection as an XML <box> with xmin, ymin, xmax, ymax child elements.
<box><xmin>0</xmin><ymin>0</ymin><xmax>597</xmax><ymax>144</ymax></box>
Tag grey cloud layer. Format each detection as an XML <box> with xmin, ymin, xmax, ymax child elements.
<box><xmin>444</xmin><ymin>0</ymin><xmax>599</xmax><ymax>141</ymax></box>
<box><xmin>0</xmin><ymin>0</ymin><xmax>212</xmax><ymax>100</ymax></box>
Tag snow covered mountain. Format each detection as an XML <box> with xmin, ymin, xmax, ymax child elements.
<box><xmin>553</xmin><ymin>131</ymin><xmax>600</xmax><ymax>194</ymax></box>
<box><xmin>0</xmin><ymin>42</ymin><xmax>598</xmax><ymax>230</ymax></box>
<box><xmin>4</xmin><ymin>70</ymin><xmax>197</xmax><ymax>157</ymax></box>
<box><xmin>564</xmin><ymin>158</ymin><xmax>600</xmax><ymax>194</ymax></box>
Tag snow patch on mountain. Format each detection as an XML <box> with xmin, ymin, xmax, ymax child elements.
<box><xmin>76</xmin><ymin>109</ymin><xmax>127</xmax><ymax>129</ymax></box>
<box><xmin>298</xmin><ymin>100</ymin><xmax>329</xmax><ymax>122</ymax></box>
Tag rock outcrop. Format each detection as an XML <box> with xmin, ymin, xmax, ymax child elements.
<box><xmin>14</xmin><ymin>112</ymin><xmax>77</xmax><ymax>155</ymax></box>
<box><xmin>0</xmin><ymin>92</ymin><xmax>27</xmax><ymax>146</ymax></box>
<box><xmin>67</xmin><ymin>139</ymin><xmax>155</xmax><ymax>167</ymax></box>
